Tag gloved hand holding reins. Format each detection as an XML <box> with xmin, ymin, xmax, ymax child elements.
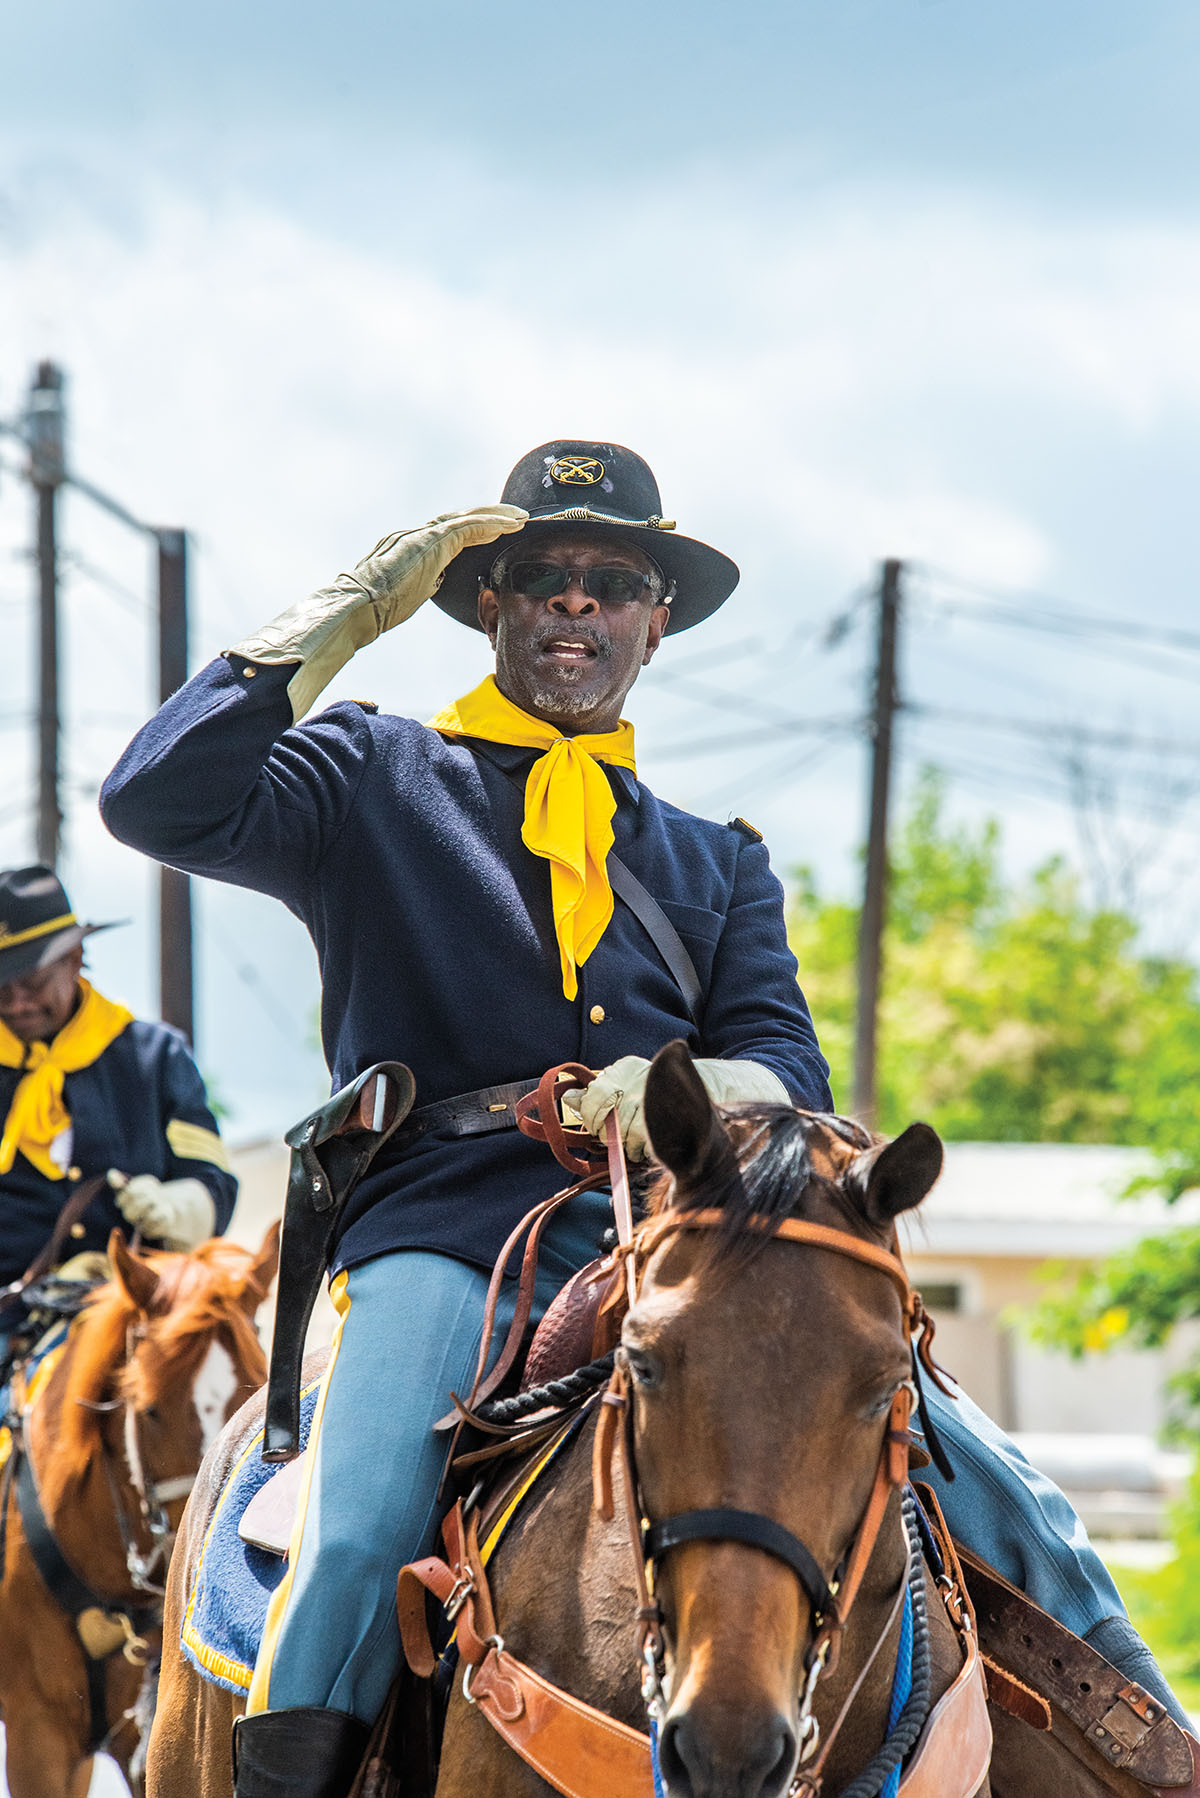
<box><xmin>566</xmin><ymin>1055</ymin><xmax>792</xmax><ymax>1163</ymax></box>
<box><xmin>230</xmin><ymin>505</ymin><xmax>528</xmax><ymax>721</ymax></box>
<box><xmin>114</xmin><ymin>1173</ymin><xmax>216</xmax><ymax>1252</ymax></box>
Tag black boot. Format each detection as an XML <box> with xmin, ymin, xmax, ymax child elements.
<box><xmin>233</xmin><ymin>1708</ymin><xmax>372</xmax><ymax>1798</ymax></box>
<box><xmin>1084</xmin><ymin>1615</ymin><xmax>1195</xmax><ymax>1734</ymax></box>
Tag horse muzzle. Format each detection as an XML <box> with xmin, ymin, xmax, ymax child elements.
<box><xmin>657</xmin><ymin>1697</ymin><xmax>798</xmax><ymax>1798</ymax></box>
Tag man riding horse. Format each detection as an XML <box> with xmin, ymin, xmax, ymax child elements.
<box><xmin>100</xmin><ymin>440</ymin><xmax>1191</xmax><ymax>1795</ymax></box>
<box><xmin>0</xmin><ymin>865</ymin><xmax>236</xmax><ymax>1316</ymax></box>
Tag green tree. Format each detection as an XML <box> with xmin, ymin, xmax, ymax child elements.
<box><xmin>787</xmin><ymin>770</ymin><xmax>1200</xmax><ymax>1148</ymax></box>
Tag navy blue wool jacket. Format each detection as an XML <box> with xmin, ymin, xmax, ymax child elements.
<box><xmin>100</xmin><ymin>656</ymin><xmax>831</xmax><ymax>1275</ymax></box>
<box><xmin>0</xmin><ymin>1019</ymin><xmax>237</xmax><ymax>1285</ymax></box>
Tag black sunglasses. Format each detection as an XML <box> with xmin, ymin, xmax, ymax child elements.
<box><xmin>500</xmin><ymin>560</ymin><xmax>662</xmax><ymax>607</ymax></box>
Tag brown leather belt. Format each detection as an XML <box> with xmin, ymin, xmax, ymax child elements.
<box><xmin>391</xmin><ymin>1079</ymin><xmax>541</xmax><ymax>1148</ymax></box>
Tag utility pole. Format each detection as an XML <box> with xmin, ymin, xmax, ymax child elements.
<box><xmin>853</xmin><ymin>558</ymin><xmax>902</xmax><ymax>1125</ymax></box>
<box><xmin>157</xmin><ymin>530</ymin><xmax>194</xmax><ymax>1041</ymax></box>
<box><xmin>27</xmin><ymin>363</ymin><xmax>65</xmax><ymax>867</ymax></box>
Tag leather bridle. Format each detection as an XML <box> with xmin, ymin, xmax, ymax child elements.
<box><xmin>592</xmin><ymin>1205</ymin><xmax>944</xmax><ymax>1767</ymax></box>
<box><xmin>515</xmin><ymin>1063</ymin><xmax>953</xmax><ymax>1767</ymax></box>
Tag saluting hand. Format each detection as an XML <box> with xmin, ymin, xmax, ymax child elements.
<box><xmin>230</xmin><ymin>504</ymin><xmax>528</xmax><ymax>722</ymax></box>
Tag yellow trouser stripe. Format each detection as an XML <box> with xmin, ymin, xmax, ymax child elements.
<box><xmin>247</xmin><ymin>1270</ymin><xmax>351</xmax><ymax>1715</ymax></box>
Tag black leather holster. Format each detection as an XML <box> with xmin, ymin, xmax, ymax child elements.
<box><xmin>263</xmin><ymin>1062</ymin><xmax>416</xmax><ymax>1463</ymax></box>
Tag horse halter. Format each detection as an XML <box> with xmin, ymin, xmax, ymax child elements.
<box><xmin>85</xmin><ymin>1318</ymin><xmax>200</xmax><ymax>1601</ymax></box>
<box><xmin>594</xmin><ymin>1204</ymin><xmax>945</xmax><ymax>1765</ymax></box>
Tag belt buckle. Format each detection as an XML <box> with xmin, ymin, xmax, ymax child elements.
<box><xmin>444</xmin><ymin>1571</ymin><xmax>476</xmax><ymax>1622</ymax></box>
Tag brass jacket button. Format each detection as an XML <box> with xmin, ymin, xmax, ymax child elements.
<box><xmin>589</xmin><ymin>1004</ymin><xmax>606</xmax><ymax>1025</ymax></box>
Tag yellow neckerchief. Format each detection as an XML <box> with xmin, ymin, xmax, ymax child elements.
<box><xmin>428</xmin><ymin>674</ymin><xmax>637</xmax><ymax>1001</ymax></box>
<box><xmin>0</xmin><ymin>978</ymin><xmax>133</xmax><ymax>1180</ymax></box>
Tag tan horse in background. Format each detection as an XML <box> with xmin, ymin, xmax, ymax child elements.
<box><xmin>0</xmin><ymin>1223</ymin><xmax>279</xmax><ymax>1798</ymax></box>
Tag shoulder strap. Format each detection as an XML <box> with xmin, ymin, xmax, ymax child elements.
<box><xmin>475</xmin><ymin>745</ymin><xmax>703</xmax><ymax>1022</ymax></box>
<box><xmin>606</xmin><ymin>853</ymin><xmax>702</xmax><ymax>1023</ymax></box>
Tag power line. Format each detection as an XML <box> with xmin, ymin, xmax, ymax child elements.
<box><xmin>909</xmin><ymin>703</ymin><xmax>1200</xmax><ymax>759</ymax></box>
<box><xmin>63</xmin><ymin>548</ymin><xmax>153</xmax><ymax>618</ymax></box>
<box><xmin>912</xmin><ymin>562</ymin><xmax>1200</xmax><ymax>656</ymax></box>
<box><xmin>651</xmin><ymin>716</ymin><xmax>860</xmax><ymax>761</ymax></box>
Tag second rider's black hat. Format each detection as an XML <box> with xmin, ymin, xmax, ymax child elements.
<box><xmin>0</xmin><ymin>865</ymin><xmax>121</xmax><ymax>987</ymax></box>
<box><xmin>432</xmin><ymin>439</ymin><xmax>740</xmax><ymax>635</ymax></box>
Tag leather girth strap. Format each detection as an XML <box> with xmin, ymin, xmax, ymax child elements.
<box><xmin>397</xmin><ymin>1491</ymin><xmax>989</xmax><ymax>1798</ymax></box>
<box><xmin>397</xmin><ymin>1501</ymin><xmax>653</xmax><ymax>1798</ymax></box>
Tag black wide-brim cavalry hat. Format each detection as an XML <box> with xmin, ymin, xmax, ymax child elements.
<box><xmin>0</xmin><ymin>865</ymin><xmax>121</xmax><ymax>987</ymax></box>
<box><xmin>432</xmin><ymin>439</ymin><xmax>740</xmax><ymax>634</ymax></box>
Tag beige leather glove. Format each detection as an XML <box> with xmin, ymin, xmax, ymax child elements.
<box><xmin>568</xmin><ymin>1055</ymin><xmax>791</xmax><ymax>1163</ymax></box>
<box><xmin>230</xmin><ymin>504</ymin><xmax>528</xmax><ymax>721</ymax></box>
<box><xmin>115</xmin><ymin>1174</ymin><xmax>216</xmax><ymax>1251</ymax></box>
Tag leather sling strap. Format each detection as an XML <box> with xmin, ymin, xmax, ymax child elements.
<box><xmin>485</xmin><ymin>750</ymin><xmax>703</xmax><ymax>1023</ymax></box>
<box><xmin>606</xmin><ymin>853</ymin><xmax>702</xmax><ymax>1023</ymax></box>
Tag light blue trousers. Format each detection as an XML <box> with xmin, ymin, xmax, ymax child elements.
<box><xmin>253</xmin><ymin>1196</ymin><xmax>1124</xmax><ymax>1723</ymax></box>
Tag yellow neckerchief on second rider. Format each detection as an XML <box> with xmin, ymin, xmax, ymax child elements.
<box><xmin>0</xmin><ymin>977</ymin><xmax>133</xmax><ymax>1179</ymax></box>
<box><xmin>428</xmin><ymin>674</ymin><xmax>637</xmax><ymax>1002</ymax></box>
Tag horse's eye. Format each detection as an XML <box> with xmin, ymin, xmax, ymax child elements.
<box><xmin>619</xmin><ymin>1345</ymin><xmax>661</xmax><ymax>1391</ymax></box>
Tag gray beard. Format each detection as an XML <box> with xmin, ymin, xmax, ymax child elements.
<box><xmin>525</xmin><ymin>682</ymin><xmax>599</xmax><ymax>719</ymax></box>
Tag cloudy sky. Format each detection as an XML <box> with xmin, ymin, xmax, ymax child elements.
<box><xmin>2</xmin><ymin>1</ymin><xmax>1199</xmax><ymax>1136</ymax></box>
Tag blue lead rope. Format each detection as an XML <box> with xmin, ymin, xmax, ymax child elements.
<box><xmin>880</xmin><ymin>1585</ymin><xmax>915</xmax><ymax>1798</ymax></box>
<box><xmin>649</xmin><ymin>1717</ymin><xmax>667</xmax><ymax>1798</ymax></box>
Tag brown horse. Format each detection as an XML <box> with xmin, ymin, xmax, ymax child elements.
<box><xmin>0</xmin><ymin>1222</ymin><xmax>279</xmax><ymax>1798</ymax></box>
<box><xmin>435</xmin><ymin>1043</ymin><xmax>986</xmax><ymax>1798</ymax></box>
<box><xmin>146</xmin><ymin>1047</ymin><xmax>1158</xmax><ymax>1798</ymax></box>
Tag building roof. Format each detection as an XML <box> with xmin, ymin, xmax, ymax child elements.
<box><xmin>898</xmin><ymin>1141</ymin><xmax>1200</xmax><ymax>1259</ymax></box>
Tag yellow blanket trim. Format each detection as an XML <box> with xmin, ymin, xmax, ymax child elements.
<box><xmin>180</xmin><ymin>1376</ymin><xmax>326</xmax><ymax>1691</ymax></box>
<box><xmin>166</xmin><ymin>1118</ymin><xmax>232</xmax><ymax>1173</ymax></box>
<box><xmin>0</xmin><ymin>1340</ymin><xmax>69</xmax><ymax>1470</ymax></box>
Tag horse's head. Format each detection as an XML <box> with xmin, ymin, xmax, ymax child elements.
<box><xmin>620</xmin><ymin>1042</ymin><xmax>943</xmax><ymax>1798</ymax></box>
<box><xmin>48</xmin><ymin>1223</ymin><xmax>279</xmax><ymax>1564</ymax></box>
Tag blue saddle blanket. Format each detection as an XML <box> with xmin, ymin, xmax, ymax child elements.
<box><xmin>181</xmin><ymin>1380</ymin><xmax>322</xmax><ymax>1693</ymax></box>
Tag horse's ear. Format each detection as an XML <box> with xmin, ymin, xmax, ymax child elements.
<box><xmin>849</xmin><ymin>1123</ymin><xmax>943</xmax><ymax>1225</ymax></box>
<box><xmin>644</xmin><ymin>1041</ymin><xmax>728</xmax><ymax>1187</ymax></box>
<box><xmin>239</xmin><ymin>1218</ymin><xmax>281</xmax><ymax>1310</ymax></box>
<box><xmin>108</xmin><ymin>1228</ymin><xmax>161</xmax><ymax>1313</ymax></box>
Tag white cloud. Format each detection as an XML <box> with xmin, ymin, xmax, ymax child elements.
<box><xmin>2</xmin><ymin>163</ymin><xmax>1198</xmax><ymax>1130</ymax></box>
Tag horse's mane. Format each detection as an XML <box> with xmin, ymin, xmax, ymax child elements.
<box><xmin>645</xmin><ymin>1104</ymin><xmax>874</xmax><ymax>1267</ymax></box>
<box><xmin>48</xmin><ymin>1240</ymin><xmax>267</xmax><ymax>1491</ymax></box>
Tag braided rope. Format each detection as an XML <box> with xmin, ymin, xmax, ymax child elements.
<box><xmin>835</xmin><ymin>1491</ymin><xmax>932</xmax><ymax>1798</ymax></box>
<box><xmin>475</xmin><ymin>1351</ymin><xmax>617</xmax><ymax>1426</ymax></box>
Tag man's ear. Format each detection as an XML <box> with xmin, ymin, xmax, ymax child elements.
<box><xmin>641</xmin><ymin>603</ymin><xmax>671</xmax><ymax>667</ymax></box>
<box><xmin>477</xmin><ymin>583</ymin><xmax>500</xmax><ymax>646</ymax></box>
